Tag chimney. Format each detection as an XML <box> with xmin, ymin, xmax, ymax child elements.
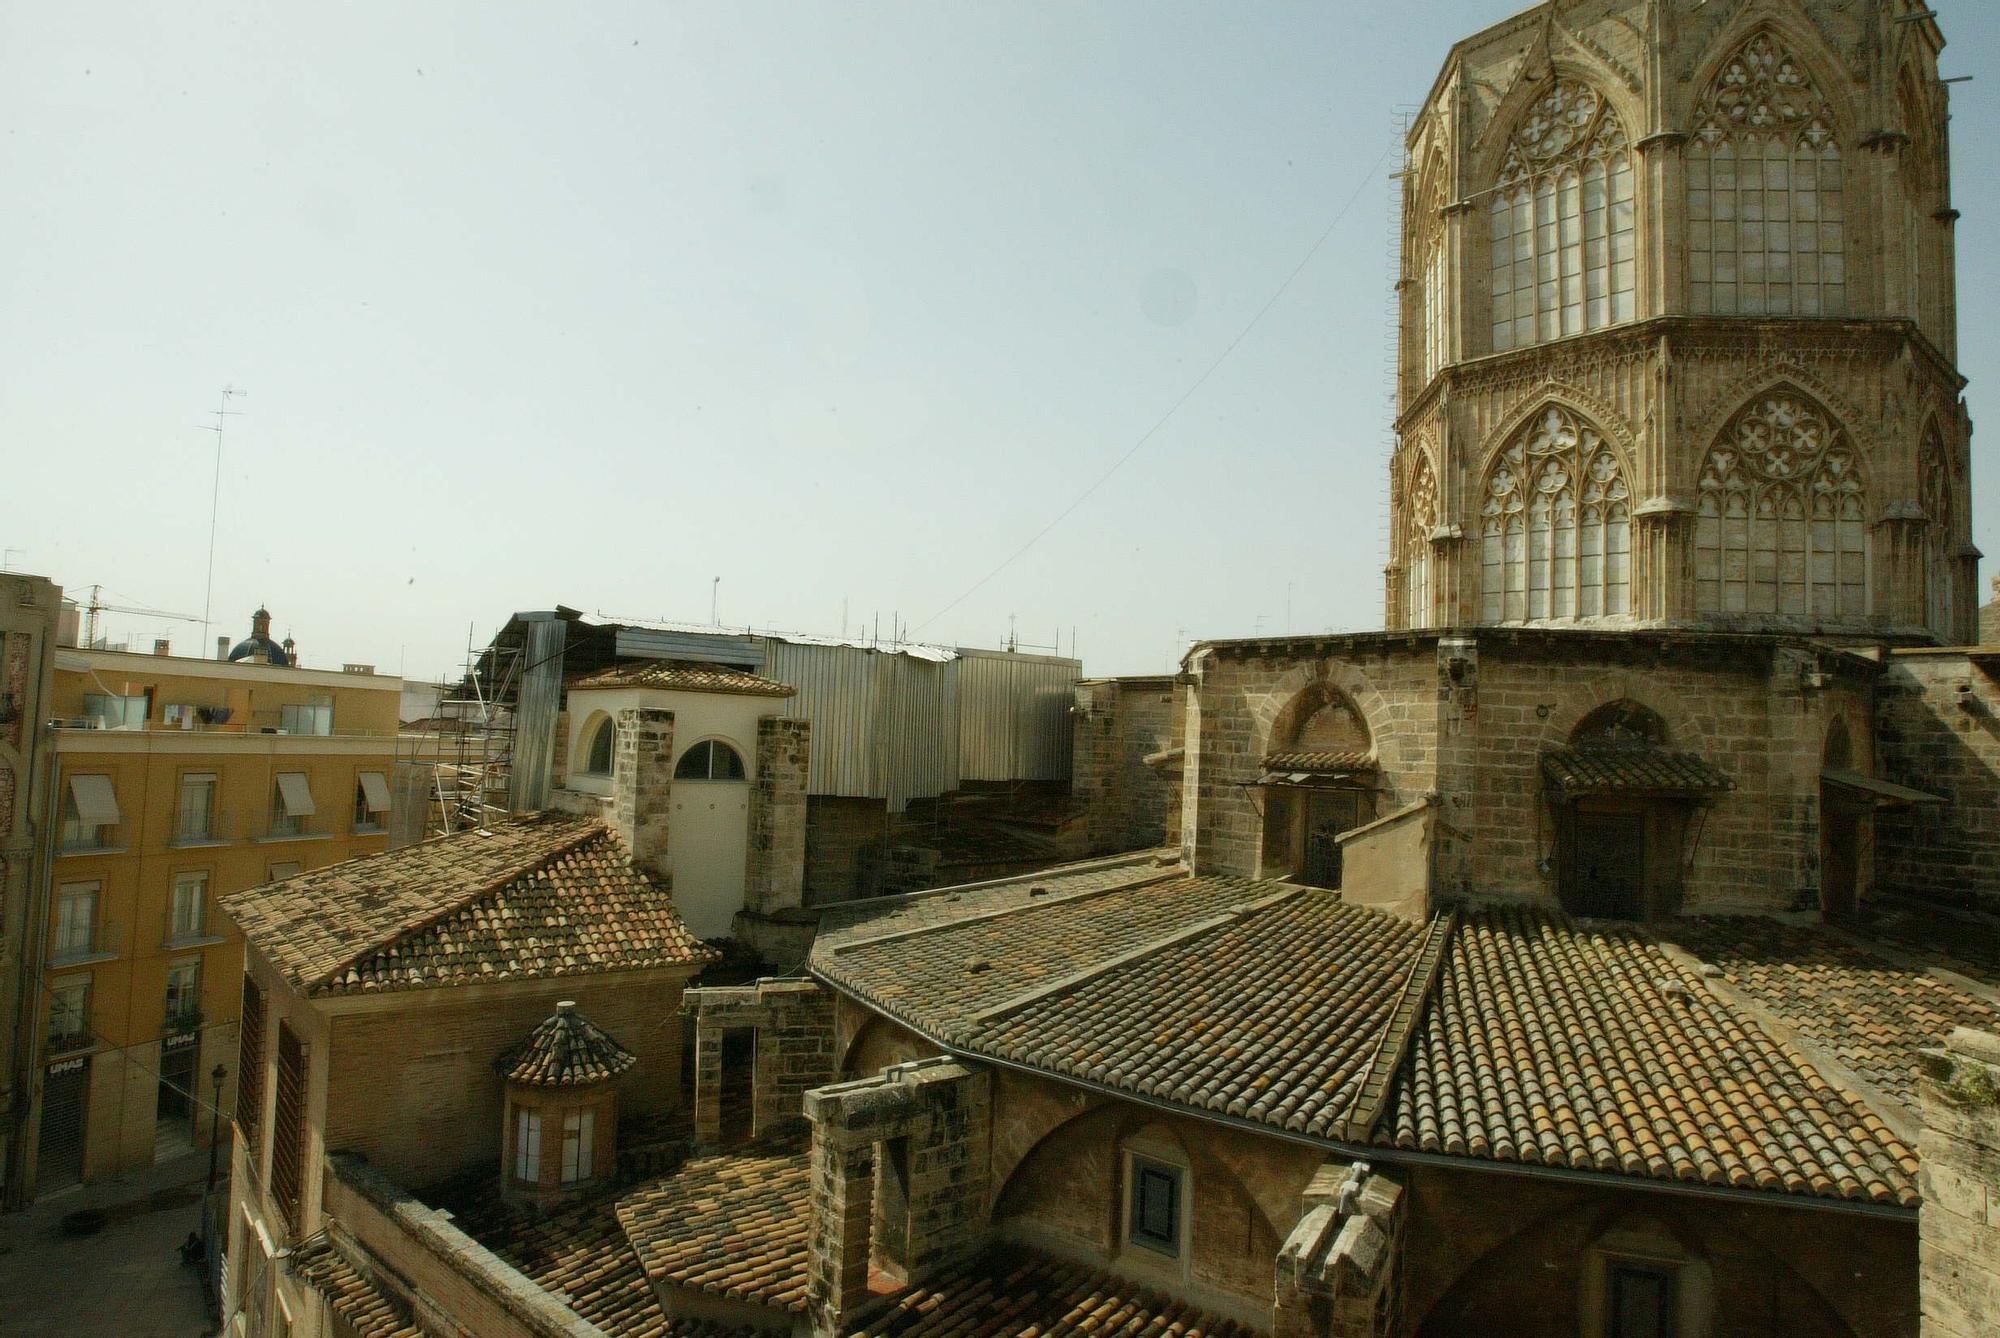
<box><xmin>153</xmin><ymin>639</ymin><xmax>171</xmax><ymax>657</ymax></box>
<box><xmin>216</xmin><ymin>636</ymin><xmax>230</xmax><ymax>661</ymax></box>
<box><xmin>610</xmin><ymin>707</ymin><xmax>674</xmax><ymax>883</ymax></box>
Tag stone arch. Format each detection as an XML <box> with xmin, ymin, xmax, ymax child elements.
<box><xmin>1402</xmin><ymin>449</ymin><xmax>1443</xmax><ymax>628</ymax></box>
<box><xmin>1683</xmin><ymin>10</ymin><xmax>1860</xmax><ymax>147</ymax></box>
<box><xmin>1569</xmin><ymin>699</ymin><xmax>1670</xmax><ymax>749</ymax></box>
<box><xmin>1473</xmin><ymin>55</ymin><xmax>1644</xmax><ymax>191</ymax></box>
<box><xmin>1249</xmin><ymin>662</ymin><xmax>1390</xmax><ymax>770</ymax></box>
<box><xmin>1476</xmin><ymin>401</ymin><xmax>1635</xmax><ymax>623</ymax></box>
<box><xmin>1476</xmin><ymin>386</ymin><xmax>1639</xmax><ymax>492</ymax></box>
<box><xmin>1682</xmin><ymin>364</ymin><xmax>1875</xmax><ymax>495</ymax></box>
<box><xmin>835</xmin><ymin>1013</ymin><xmax>938</xmax><ymax>1081</ymax></box>
<box><xmin>575</xmin><ymin>709</ymin><xmax>615</xmax><ymax>778</ymax></box>
<box><xmin>1539</xmin><ymin>674</ymin><xmax>1706</xmax><ymax>760</ymax></box>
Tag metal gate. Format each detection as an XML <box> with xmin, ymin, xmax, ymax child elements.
<box><xmin>37</xmin><ymin>1056</ymin><xmax>90</xmax><ymax>1194</ymax></box>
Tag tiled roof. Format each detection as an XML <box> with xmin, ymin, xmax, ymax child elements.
<box><xmin>1542</xmin><ymin>746</ymin><xmax>1734</xmax><ymax>797</ymax></box>
<box><xmin>815</xmin><ymin>862</ymin><xmax>1919</xmax><ymax>1208</ymax></box>
<box><xmin>479</xmin><ymin>1193</ymin><xmax>756</xmax><ymax>1338</ymax></box>
<box><xmin>814</xmin><ymin>853</ymin><xmax>1179</xmax><ymax>953</ymax></box>
<box><xmin>615</xmin><ymin>1134</ymin><xmax>812</xmax><ymax>1312</ymax></box>
<box><xmin>1659</xmin><ymin>913</ymin><xmax>2000</xmax><ymax>1110</ymax></box>
<box><xmin>291</xmin><ymin>1238</ymin><xmax>427</xmax><ymax>1338</ymax></box>
<box><xmin>847</xmin><ymin>1243</ymin><xmax>1256</xmax><ymax>1338</ymax></box>
<box><xmin>221</xmin><ymin>814</ymin><xmax>717</xmax><ymax>997</ymax></box>
<box><xmin>1385</xmin><ymin>904</ymin><xmax>1917</xmax><ymax>1207</ymax></box>
<box><xmin>1262</xmin><ymin>749</ymin><xmax>1373</xmax><ymax>774</ymax></box>
<box><xmin>570</xmin><ymin>660</ymin><xmax>795</xmax><ymax>697</ymax></box>
<box><xmin>496</xmin><ymin>1002</ymin><xmax>639</xmax><ymax>1087</ymax></box>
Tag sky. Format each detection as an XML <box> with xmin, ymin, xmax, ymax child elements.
<box><xmin>3</xmin><ymin>2</ymin><xmax>1997</xmax><ymax>682</ymax></box>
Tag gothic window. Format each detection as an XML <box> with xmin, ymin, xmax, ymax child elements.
<box><xmin>1405</xmin><ymin>452</ymin><xmax>1440</xmax><ymax>628</ymax></box>
<box><xmin>1694</xmin><ymin>391</ymin><xmax>1867</xmax><ymax>619</ymax></box>
<box><xmin>1688</xmin><ymin>33</ymin><xmax>1843</xmax><ymax>317</ymax></box>
<box><xmin>1480</xmin><ymin>406</ymin><xmax>1630</xmax><ymax>622</ymax></box>
<box><xmin>1921</xmin><ymin>420</ymin><xmax>1960</xmax><ymax>638</ymax></box>
<box><xmin>1489</xmin><ymin>79</ymin><xmax>1635</xmax><ymax>352</ymax></box>
<box><xmin>1414</xmin><ymin>156</ymin><xmax>1450</xmax><ymax>380</ymax></box>
<box><xmin>1898</xmin><ymin>68</ymin><xmax>1941</xmax><ymax>333</ymax></box>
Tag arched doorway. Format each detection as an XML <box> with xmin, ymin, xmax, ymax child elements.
<box><xmin>1260</xmin><ymin>686</ymin><xmax>1375</xmax><ymax>888</ymax></box>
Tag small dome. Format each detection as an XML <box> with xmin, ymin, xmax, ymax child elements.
<box><xmin>229</xmin><ymin>607</ymin><xmax>291</xmax><ymax>665</ymax></box>
<box><xmin>494</xmin><ymin>1001</ymin><xmax>637</xmax><ymax>1087</ymax></box>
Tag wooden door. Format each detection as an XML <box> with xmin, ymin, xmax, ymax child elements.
<box><xmin>1301</xmin><ymin>790</ymin><xmax>1364</xmax><ymax>889</ymax></box>
<box><xmin>1568</xmin><ymin>811</ymin><xmax>1647</xmax><ymax>919</ymax></box>
<box><xmin>1821</xmin><ymin>791</ymin><xmax>1861</xmax><ymax>921</ymax></box>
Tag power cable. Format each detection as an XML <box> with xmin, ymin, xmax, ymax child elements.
<box><xmin>915</xmin><ymin>141</ymin><xmax>1399</xmax><ymax>634</ymax></box>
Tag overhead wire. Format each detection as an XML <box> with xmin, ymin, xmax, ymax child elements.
<box><xmin>914</xmin><ymin>139</ymin><xmax>1400</xmax><ymax>634</ymax></box>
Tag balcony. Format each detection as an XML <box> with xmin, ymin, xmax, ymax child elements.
<box><xmin>58</xmin><ymin>824</ymin><xmax>124</xmax><ymax>856</ymax></box>
<box><xmin>169</xmin><ymin>810</ymin><xmax>234</xmax><ymax>848</ymax></box>
<box><xmin>257</xmin><ymin>817</ymin><xmax>330</xmax><ymax>843</ymax></box>
<box><xmin>48</xmin><ymin>922</ymin><xmax>121</xmax><ymax>968</ymax></box>
<box><xmin>46</xmin><ymin>1023</ymin><xmax>93</xmax><ymax>1055</ymax></box>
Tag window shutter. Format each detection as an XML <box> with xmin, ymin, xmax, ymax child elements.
<box><xmin>236</xmin><ymin>977</ymin><xmax>265</xmax><ymax>1151</ymax></box>
<box><xmin>69</xmin><ymin>775</ymin><xmax>121</xmax><ymax>826</ymax></box>
<box><xmin>275</xmin><ymin>773</ymin><xmax>316</xmax><ymax>817</ymax></box>
<box><xmin>272</xmin><ymin>1022</ymin><xmax>308</xmax><ymax>1231</ymax></box>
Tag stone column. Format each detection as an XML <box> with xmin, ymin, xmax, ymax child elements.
<box><xmin>746</xmin><ymin>717</ymin><xmax>810</xmax><ymax>915</ymax></box>
<box><xmin>807</xmin><ymin>1141</ymin><xmax>876</xmax><ymax>1335</ymax></box>
<box><xmin>1875</xmin><ymin>510</ymin><xmax>1929</xmax><ymax>632</ymax></box>
<box><xmin>1632</xmin><ymin>499</ymin><xmax>1695</xmax><ymax>623</ymax></box>
<box><xmin>611</xmin><ymin>707</ymin><xmax>673</xmax><ymax>882</ymax></box>
<box><xmin>691</xmin><ymin>1015</ymin><xmax>724</xmax><ymax>1146</ymax></box>
<box><xmin>1918</xmin><ymin>1028</ymin><xmax>2000</xmax><ymax>1337</ymax></box>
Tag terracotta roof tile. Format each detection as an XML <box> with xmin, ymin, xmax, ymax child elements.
<box><xmin>615</xmin><ymin>1134</ymin><xmax>812</xmax><ymax>1312</ymax></box>
<box><xmin>1385</xmin><ymin>904</ymin><xmax>1918</xmax><ymax>1207</ymax></box>
<box><xmin>848</xmin><ymin>1244</ymin><xmax>1256</xmax><ymax>1338</ymax></box>
<box><xmin>1541</xmin><ymin>746</ymin><xmax>1734</xmax><ymax>797</ymax></box>
<box><xmin>495</xmin><ymin>1002</ymin><xmax>639</xmax><ymax>1087</ymax></box>
<box><xmin>291</xmin><ymin>1238</ymin><xmax>428</xmax><ymax>1338</ymax></box>
<box><xmin>1262</xmin><ymin>749</ymin><xmax>1373</xmax><ymax>773</ymax></box>
<box><xmin>221</xmin><ymin>814</ymin><xmax>717</xmax><ymax>997</ymax></box>
<box><xmin>571</xmin><ymin>661</ymin><xmax>795</xmax><ymax>697</ymax></box>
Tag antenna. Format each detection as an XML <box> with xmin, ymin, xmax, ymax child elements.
<box><xmin>195</xmin><ymin>385</ymin><xmax>246</xmax><ymax>652</ymax></box>
<box><xmin>711</xmin><ymin>576</ymin><xmax>721</xmax><ymax>626</ymax></box>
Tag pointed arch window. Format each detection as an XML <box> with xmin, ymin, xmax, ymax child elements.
<box><xmin>1921</xmin><ymin>420</ymin><xmax>1961</xmax><ymax>638</ymax></box>
<box><xmin>1404</xmin><ymin>452</ymin><xmax>1440</xmax><ymax>628</ymax></box>
<box><xmin>1688</xmin><ymin>33</ymin><xmax>1844</xmax><ymax>316</ymax></box>
<box><xmin>1413</xmin><ymin>156</ymin><xmax>1450</xmax><ymax>381</ymax></box>
<box><xmin>1489</xmin><ymin>79</ymin><xmax>1635</xmax><ymax>352</ymax></box>
<box><xmin>1694</xmin><ymin>391</ymin><xmax>1867</xmax><ymax>619</ymax></box>
<box><xmin>1480</xmin><ymin>406</ymin><xmax>1630</xmax><ymax>622</ymax></box>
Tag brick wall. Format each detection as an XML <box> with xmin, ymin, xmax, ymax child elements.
<box><xmin>803</xmin><ymin>797</ymin><xmax>888</xmax><ymax>905</ymax></box>
<box><xmin>746</xmin><ymin>717</ymin><xmax>810</xmax><ymax>915</ymax></box>
<box><xmin>1876</xmin><ymin>652</ymin><xmax>2000</xmax><ymax>913</ymax></box>
<box><xmin>1071</xmin><ymin>677</ymin><xmax>1180</xmax><ymax>856</ymax></box>
<box><xmin>688</xmin><ymin>978</ymin><xmax>835</xmax><ymax>1145</ymax></box>
<box><xmin>611</xmin><ymin>707</ymin><xmax>673</xmax><ymax>881</ymax></box>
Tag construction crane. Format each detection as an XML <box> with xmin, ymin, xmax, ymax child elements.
<box><xmin>77</xmin><ymin>585</ymin><xmax>201</xmax><ymax>651</ymax></box>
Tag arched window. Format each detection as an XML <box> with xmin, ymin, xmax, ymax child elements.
<box><xmin>1489</xmin><ymin>78</ymin><xmax>1635</xmax><ymax>352</ymax></box>
<box><xmin>1571</xmin><ymin>699</ymin><xmax>1667</xmax><ymax>750</ymax></box>
<box><xmin>1693</xmin><ymin>390</ymin><xmax>1867</xmax><ymax>619</ymax></box>
<box><xmin>1898</xmin><ymin>66</ymin><xmax>1942</xmax><ymax>334</ymax></box>
<box><xmin>1479</xmin><ymin>406</ymin><xmax>1630</xmax><ymax>622</ymax></box>
<box><xmin>582</xmin><ymin>716</ymin><xmax>614</xmax><ymax>776</ymax></box>
<box><xmin>1404</xmin><ymin>453</ymin><xmax>1440</xmax><ymax>628</ymax></box>
<box><xmin>1413</xmin><ymin>154</ymin><xmax>1450</xmax><ymax>381</ymax></box>
<box><xmin>1689</xmin><ymin>32</ymin><xmax>1844</xmax><ymax>316</ymax></box>
<box><xmin>1921</xmin><ymin>420</ymin><xmax>1961</xmax><ymax>638</ymax></box>
<box><xmin>674</xmin><ymin>739</ymin><xmax>746</xmax><ymax>781</ymax></box>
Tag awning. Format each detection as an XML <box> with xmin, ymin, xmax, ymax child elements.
<box><xmin>275</xmin><ymin>772</ymin><xmax>317</xmax><ymax>817</ymax></box>
<box><xmin>357</xmin><ymin>771</ymin><xmax>392</xmax><ymax>814</ymax></box>
<box><xmin>1542</xmin><ymin>746</ymin><xmax>1733</xmax><ymax>799</ymax></box>
<box><xmin>69</xmin><ymin>774</ymin><xmax>121</xmax><ymax>825</ymax></box>
<box><xmin>1821</xmin><ymin>768</ymin><xmax>1946</xmax><ymax>808</ymax></box>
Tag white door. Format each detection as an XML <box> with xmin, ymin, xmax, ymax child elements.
<box><xmin>671</xmin><ymin>779</ymin><xmax>751</xmax><ymax>938</ymax></box>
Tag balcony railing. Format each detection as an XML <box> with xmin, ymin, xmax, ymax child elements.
<box><xmin>46</xmin><ymin>1025</ymin><xmax>93</xmax><ymax>1055</ymax></box>
<box><xmin>58</xmin><ymin>824</ymin><xmax>123</xmax><ymax>855</ymax></box>
<box><xmin>258</xmin><ymin>817</ymin><xmax>328</xmax><ymax>843</ymax></box>
<box><xmin>170</xmin><ymin>811</ymin><xmax>233</xmax><ymax>847</ymax></box>
<box><xmin>49</xmin><ymin>921</ymin><xmax>122</xmax><ymax>966</ymax></box>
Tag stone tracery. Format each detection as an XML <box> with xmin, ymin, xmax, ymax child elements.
<box><xmin>1479</xmin><ymin>405</ymin><xmax>1631</xmax><ymax>622</ymax></box>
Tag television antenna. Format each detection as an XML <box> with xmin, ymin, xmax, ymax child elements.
<box><xmin>195</xmin><ymin>386</ymin><xmax>246</xmax><ymax>652</ymax></box>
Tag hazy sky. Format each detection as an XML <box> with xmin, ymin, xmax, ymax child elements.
<box><xmin>4</xmin><ymin>2</ymin><xmax>1996</xmax><ymax>681</ymax></box>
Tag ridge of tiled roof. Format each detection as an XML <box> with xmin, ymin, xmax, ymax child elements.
<box><xmin>1384</xmin><ymin>903</ymin><xmax>1919</xmax><ymax>1207</ymax></box>
<box><xmin>814</xmin><ymin>862</ymin><xmax>1920</xmax><ymax>1209</ymax></box>
<box><xmin>570</xmin><ymin>660</ymin><xmax>796</xmax><ymax>697</ymax></box>
<box><xmin>223</xmin><ymin>814</ymin><xmax>717</xmax><ymax>997</ymax></box>
<box><xmin>495</xmin><ymin>1002</ymin><xmax>639</xmax><ymax>1087</ymax></box>
<box><xmin>848</xmin><ymin>1243</ymin><xmax>1257</xmax><ymax>1338</ymax></box>
<box><xmin>614</xmin><ymin>1132</ymin><xmax>812</xmax><ymax>1313</ymax></box>
<box><xmin>291</xmin><ymin>1237</ymin><xmax>430</xmax><ymax>1338</ymax></box>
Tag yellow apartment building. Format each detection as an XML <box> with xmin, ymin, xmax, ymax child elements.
<box><xmin>20</xmin><ymin>625</ymin><xmax>399</xmax><ymax>1199</ymax></box>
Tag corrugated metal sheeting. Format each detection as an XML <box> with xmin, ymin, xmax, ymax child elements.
<box><xmin>955</xmin><ymin>649</ymin><xmax>1077</xmax><ymax>782</ymax></box>
<box><xmin>764</xmin><ymin>642</ymin><xmax>961</xmax><ymax>809</ymax></box>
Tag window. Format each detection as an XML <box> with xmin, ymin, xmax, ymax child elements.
<box><xmin>47</xmin><ymin>978</ymin><xmax>91</xmax><ymax>1052</ymax></box>
<box><xmin>561</xmin><ymin>1108</ymin><xmax>595</xmax><ymax>1185</ymax></box>
<box><xmin>1403</xmin><ymin>451</ymin><xmax>1440</xmax><ymax>628</ymax></box>
<box><xmin>279</xmin><ymin>697</ymin><xmax>333</xmax><ymax>736</ymax></box>
<box><xmin>82</xmin><ymin>692</ymin><xmax>148</xmax><ymax>730</ymax></box>
<box><xmin>1689</xmin><ymin>33</ymin><xmax>1843</xmax><ymax>317</ymax></box>
<box><xmin>268</xmin><ymin>861</ymin><xmax>302</xmax><ymax>881</ymax></box>
<box><xmin>53</xmin><ymin>883</ymin><xmax>100</xmax><ymax>960</ymax></box>
<box><xmin>515</xmin><ymin>1109</ymin><xmax>543</xmax><ymax>1184</ymax></box>
<box><xmin>1489</xmin><ymin>78</ymin><xmax>1635</xmax><ymax>352</ymax></box>
<box><xmin>1480</xmin><ymin>406</ymin><xmax>1630</xmax><ymax>622</ymax></box>
<box><xmin>237</xmin><ymin>976</ymin><xmax>265</xmax><ymax>1149</ymax></box>
<box><xmin>1606</xmin><ymin>1263</ymin><xmax>1676</xmax><ymax>1338</ymax></box>
<box><xmin>272</xmin><ymin>1022</ymin><xmax>307</xmax><ymax>1231</ymax></box>
<box><xmin>175</xmin><ymin>773</ymin><xmax>218</xmax><ymax>843</ymax></box>
<box><xmin>353</xmin><ymin>771</ymin><xmax>391</xmax><ymax>831</ymax></box>
<box><xmin>61</xmin><ymin>775</ymin><xmax>121</xmax><ymax>851</ymax></box>
<box><xmin>169</xmin><ymin>871</ymin><xmax>208</xmax><ymax>943</ymax></box>
<box><xmin>1410</xmin><ymin>152</ymin><xmax>1449</xmax><ymax>382</ymax></box>
<box><xmin>1128</xmin><ymin>1156</ymin><xmax>1182</xmax><ymax>1257</ymax></box>
<box><xmin>1921</xmin><ymin>420</ymin><xmax>1963</xmax><ymax>639</ymax></box>
<box><xmin>1694</xmin><ymin>390</ymin><xmax>1867</xmax><ymax>619</ymax></box>
<box><xmin>674</xmin><ymin>739</ymin><xmax>746</xmax><ymax>781</ymax></box>
<box><xmin>583</xmin><ymin>718</ymin><xmax>615</xmax><ymax>776</ymax></box>
<box><xmin>165</xmin><ymin>959</ymin><xmax>201</xmax><ymax>1026</ymax></box>
<box><xmin>270</xmin><ymin>773</ymin><xmax>316</xmax><ymax>838</ymax></box>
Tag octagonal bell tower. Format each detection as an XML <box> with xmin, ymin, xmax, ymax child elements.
<box><xmin>1386</xmin><ymin>0</ymin><xmax>1974</xmax><ymax>644</ymax></box>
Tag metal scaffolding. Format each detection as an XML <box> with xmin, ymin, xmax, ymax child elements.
<box><xmin>396</xmin><ymin>633</ymin><xmax>521</xmax><ymax>840</ymax></box>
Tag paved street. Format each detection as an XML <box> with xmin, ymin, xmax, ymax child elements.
<box><xmin>0</xmin><ymin>1152</ymin><xmax>215</xmax><ymax>1337</ymax></box>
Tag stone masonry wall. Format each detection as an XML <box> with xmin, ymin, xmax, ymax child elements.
<box><xmin>746</xmin><ymin>717</ymin><xmax>810</xmax><ymax>915</ymax></box>
<box><xmin>803</xmin><ymin>796</ymin><xmax>888</xmax><ymax>905</ymax></box>
<box><xmin>1072</xmin><ymin>677</ymin><xmax>1179</xmax><ymax>856</ymax></box>
<box><xmin>1918</xmin><ymin>1028</ymin><xmax>2000</xmax><ymax>1338</ymax></box>
<box><xmin>611</xmin><ymin>707</ymin><xmax>672</xmax><ymax>882</ymax></box>
<box><xmin>1876</xmin><ymin>652</ymin><xmax>2000</xmax><ymax>914</ymax></box>
<box><xmin>687</xmin><ymin>978</ymin><xmax>836</xmax><ymax>1146</ymax></box>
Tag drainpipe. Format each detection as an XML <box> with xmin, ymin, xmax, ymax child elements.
<box><xmin>5</xmin><ymin>730</ymin><xmax>59</xmax><ymax>1210</ymax></box>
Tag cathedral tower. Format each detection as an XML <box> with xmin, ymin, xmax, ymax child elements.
<box><xmin>1386</xmin><ymin>0</ymin><xmax>1973</xmax><ymax>643</ymax></box>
